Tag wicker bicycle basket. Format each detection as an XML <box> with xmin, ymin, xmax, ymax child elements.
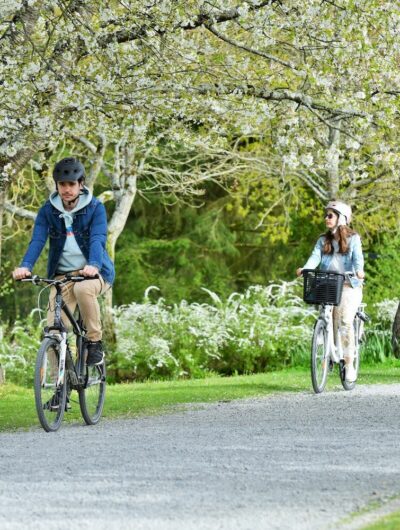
<box><xmin>302</xmin><ymin>269</ymin><xmax>345</xmax><ymax>306</ymax></box>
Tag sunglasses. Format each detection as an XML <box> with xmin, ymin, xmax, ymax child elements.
<box><xmin>324</xmin><ymin>213</ymin><xmax>336</xmax><ymax>219</ymax></box>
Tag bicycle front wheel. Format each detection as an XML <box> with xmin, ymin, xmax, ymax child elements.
<box><xmin>79</xmin><ymin>362</ymin><xmax>106</xmax><ymax>425</ymax></box>
<box><xmin>34</xmin><ymin>338</ymin><xmax>67</xmax><ymax>432</ymax></box>
<box><xmin>311</xmin><ymin>319</ymin><xmax>329</xmax><ymax>393</ymax></box>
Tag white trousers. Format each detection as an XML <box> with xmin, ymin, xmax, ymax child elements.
<box><xmin>333</xmin><ymin>285</ymin><xmax>363</xmax><ymax>364</ymax></box>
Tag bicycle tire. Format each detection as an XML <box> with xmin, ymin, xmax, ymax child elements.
<box><xmin>340</xmin><ymin>318</ymin><xmax>361</xmax><ymax>391</ymax></box>
<box><xmin>79</xmin><ymin>362</ymin><xmax>106</xmax><ymax>425</ymax></box>
<box><xmin>311</xmin><ymin>319</ymin><xmax>329</xmax><ymax>393</ymax></box>
<box><xmin>34</xmin><ymin>337</ymin><xmax>67</xmax><ymax>432</ymax></box>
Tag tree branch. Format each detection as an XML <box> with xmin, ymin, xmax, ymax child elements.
<box><xmin>97</xmin><ymin>1</ymin><xmax>275</xmax><ymax>47</ymax></box>
<box><xmin>205</xmin><ymin>24</ymin><xmax>298</xmax><ymax>71</ymax></box>
<box><xmin>194</xmin><ymin>83</ymin><xmax>367</xmax><ymax>119</ymax></box>
<box><xmin>4</xmin><ymin>202</ymin><xmax>37</xmax><ymax>221</ymax></box>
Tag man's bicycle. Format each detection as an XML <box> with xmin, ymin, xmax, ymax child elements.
<box><xmin>19</xmin><ymin>274</ymin><xmax>106</xmax><ymax>432</ymax></box>
<box><xmin>302</xmin><ymin>269</ymin><xmax>369</xmax><ymax>394</ymax></box>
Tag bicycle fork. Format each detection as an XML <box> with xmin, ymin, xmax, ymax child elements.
<box><xmin>319</xmin><ymin>307</ymin><xmax>338</xmax><ymax>363</ymax></box>
<box><xmin>57</xmin><ymin>334</ymin><xmax>67</xmax><ymax>386</ymax></box>
<box><xmin>46</xmin><ymin>332</ymin><xmax>68</xmax><ymax>387</ymax></box>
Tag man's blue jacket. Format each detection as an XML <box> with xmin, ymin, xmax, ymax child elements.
<box><xmin>20</xmin><ymin>196</ymin><xmax>115</xmax><ymax>285</ymax></box>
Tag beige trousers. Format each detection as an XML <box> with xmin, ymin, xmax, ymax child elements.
<box><xmin>333</xmin><ymin>285</ymin><xmax>363</xmax><ymax>365</ymax></box>
<box><xmin>47</xmin><ymin>272</ymin><xmax>109</xmax><ymax>341</ymax></box>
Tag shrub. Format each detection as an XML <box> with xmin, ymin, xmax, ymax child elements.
<box><xmin>111</xmin><ymin>280</ymin><xmax>317</xmax><ymax>381</ymax></box>
<box><xmin>1</xmin><ymin>287</ymin><xmax>397</xmax><ymax>385</ymax></box>
<box><xmin>0</xmin><ymin>310</ymin><xmax>43</xmax><ymax>385</ymax></box>
<box><xmin>361</xmin><ymin>299</ymin><xmax>396</xmax><ymax>363</ymax></box>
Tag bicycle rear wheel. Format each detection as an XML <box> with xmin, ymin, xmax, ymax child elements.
<box><xmin>340</xmin><ymin>318</ymin><xmax>361</xmax><ymax>391</ymax></box>
<box><xmin>311</xmin><ymin>319</ymin><xmax>329</xmax><ymax>393</ymax></box>
<box><xmin>79</xmin><ymin>362</ymin><xmax>106</xmax><ymax>425</ymax></box>
<box><xmin>34</xmin><ymin>338</ymin><xmax>67</xmax><ymax>432</ymax></box>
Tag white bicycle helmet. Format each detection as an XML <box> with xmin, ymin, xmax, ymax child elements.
<box><xmin>325</xmin><ymin>200</ymin><xmax>352</xmax><ymax>225</ymax></box>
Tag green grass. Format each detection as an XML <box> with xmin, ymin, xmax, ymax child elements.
<box><xmin>361</xmin><ymin>510</ymin><xmax>400</xmax><ymax>529</ymax></box>
<box><xmin>1</xmin><ymin>363</ymin><xmax>400</xmax><ymax>432</ymax></box>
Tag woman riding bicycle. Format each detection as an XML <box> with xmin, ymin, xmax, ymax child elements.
<box><xmin>296</xmin><ymin>200</ymin><xmax>365</xmax><ymax>383</ymax></box>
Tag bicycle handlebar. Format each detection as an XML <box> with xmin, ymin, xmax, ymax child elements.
<box><xmin>301</xmin><ymin>269</ymin><xmax>356</xmax><ymax>279</ymax></box>
<box><xmin>17</xmin><ymin>274</ymin><xmax>99</xmax><ymax>285</ymax></box>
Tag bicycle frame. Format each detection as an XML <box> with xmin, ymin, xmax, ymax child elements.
<box><xmin>318</xmin><ymin>304</ymin><xmax>342</xmax><ymax>364</ymax></box>
<box><xmin>19</xmin><ymin>274</ymin><xmax>106</xmax><ymax>431</ymax></box>
<box><xmin>318</xmin><ymin>301</ymin><xmax>366</xmax><ymax>364</ymax></box>
<box><xmin>304</xmin><ymin>269</ymin><xmax>369</xmax><ymax>393</ymax></box>
<box><xmin>20</xmin><ymin>275</ymin><xmax>93</xmax><ymax>389</ymax></box>
<box><xmin>45</xmin><ymin>280</ymin><xmax>87</xmax><ymax>388</ymax></box>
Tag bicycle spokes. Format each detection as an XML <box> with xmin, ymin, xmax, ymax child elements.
<box><xmin>79</xmin><ymin>364</ymin><xmax>106</xmax><ymax>425</ymax></box>
<box><xmin>35</xmin><ymin>338</ymin><xmax>67</xmax><ymax>432</ymax></box>
<box><xmin>311</xmin><ymin>320</ymin><xmax>329</xmax><ymax>393</ymax></box>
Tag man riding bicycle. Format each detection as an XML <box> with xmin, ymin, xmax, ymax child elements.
<box><xmin>12</xmin><ymin>157</ymin><xmax>115</xmax><ymax>366</ymax></box>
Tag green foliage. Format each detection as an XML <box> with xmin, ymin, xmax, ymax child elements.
<box><xmin>113</xmin><ymin>194</ymin><xmax>238</xmax><ymax>304</ymax></box>
<box><xmin>0</xmin><ymin>311</ymin><xmax>43</xmax><ymax>386</ymax></box>
<box><xmin>0</xmin><ymin>280</ymin><xmax>397</xmax><ymax>386</ymax></box>
<box><xmin>0</xmin><ymin>260</ymin><xmax>15</xmax><ymax>298</ymax></box>
<box><xmin>2</xmin><ymin>1</ymin><xmax>400</xmax><ymax>390</ymax></box>
<box><xmin>111</xmin><ymin>179</ymin><xmax>336</xmax><ymax>307</ymax></box>
<box><xmin>1</xmin><ymin>224</ymin><xmax>41</xmax><ymax>324</ymax></box>
<box><xmin>364</xmin><ymin>235</ymin><xmax>400</xmax><ymax>308</ymax></box>
<box><xmin>360</xmin><ymin>299</ymin><xmax>396</xmax><ymax>364</ymax></box>
<box><xmin>110</xmin><ymin>280</ymin><xmax>315</xmax><ymax>382</ymax></box>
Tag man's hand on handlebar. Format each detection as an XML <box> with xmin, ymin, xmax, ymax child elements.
<box><xmin>296</xmin><ymin>268</ymin><xmax>303</xmax><ymax>277</ymax></box>
<box><xmin>12</xmin><ymin>267</ymin><xmax>31</xmax><ymax>280</ymax></box>
<box><xmin>79</xmin><ymin>265</ymin><xmax>99</xmax><ymax>278</ymax></box>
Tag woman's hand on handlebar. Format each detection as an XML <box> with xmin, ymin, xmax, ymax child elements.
<box><xmin>356</xmin><ymin>270</ymin><xmax>365</xmax><ymax>280</ymax></box>
<box><xmin>79</xmin><ymin>265</ymin><xmax>99</xmax><ymax>278</ymax></box>
<box><xmin>12</xmin><ymin>267</ymin><xmax>31</xmax><ymax>280</ymax></box>
<box><xmin>296</xmin><ymin>268</ymin><xmax>303</xmax><ymax>277</ymax></box>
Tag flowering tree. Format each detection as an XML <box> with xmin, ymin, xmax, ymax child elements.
<box><xmin>1</xmin><ymin>1</ymin><xmax>399</xmax><ymax>193</ymax></box>
<box><xmin>1</xmin><ymin>0</ymin><xmax>400</xmax><ymax>291</ymax></box>
<box><xmin>1</xmin><ymin>1</ymin><xmax>400</xmax><ymax>377</ymax></box>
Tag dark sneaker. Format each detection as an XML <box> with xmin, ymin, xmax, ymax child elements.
<box><xmin>43</xmin><ymin>392</ymin><xmax>60</xmax><ymax>411</ymax></box>
<box><xmin>43</xmin><ymin>392</ymin><xmax>60</xmax><ymax>412</ymax></box>
<box><xmin>43</xmin><ymin>393</ymin><xmax>71</xmax><ymax>412</ymax></box>
<box><xmin>86</xmin><ymin>341</ymin><xmax>104</xmax><ymax>366</ymax></box>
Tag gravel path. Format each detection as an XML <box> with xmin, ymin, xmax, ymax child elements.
<box><xmin>1</xmin><ymin>384</ymin><xmax>400</xmax><ymax>530</ymax></box>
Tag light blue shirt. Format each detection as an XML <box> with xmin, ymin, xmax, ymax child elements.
<box><xmin>49</xmin><ymin>188</ymin><xmax>93</xmax><ymax>273</ymax></box>
<box><xmin>303</xmin><ymin>234</ymin><xmax>364</xmax><ymax>288</ymax></box>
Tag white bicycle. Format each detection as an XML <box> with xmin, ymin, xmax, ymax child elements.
<box><xmin>302</xmin><ymin>269</ymin><xmax>369</xmax><ymax>394</ymax></box>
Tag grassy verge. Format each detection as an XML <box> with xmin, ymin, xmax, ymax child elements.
<box><xmin>361</xmin><ymin>510</ymin><xmax>400</xmax><ymax>529</ymax></box>
<box><xmin>1</xmin><ymin>363</ymin><xmax>400</xmax><ymax>432</ymax></box>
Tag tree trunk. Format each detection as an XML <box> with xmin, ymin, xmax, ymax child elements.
<box><xmin>101</xmin><ymin>288</ymin><xmax>116</xmax><ymax>347</ymax></box>
<box><xmin>392</xmin><ymin>301</ymin><xmax>400</xmax><ymax>358</ymax></box>
<box><xmin>102</xmin><ymin>172</ymin><xmax>138</xmax><ymax>345</ymax></box>
<box><xmin>326</xmin><ymin>123</ymin><xmax>341</xmax><ymax>198</ymax></box>
<box><xmin>0</xmin><ymin>365</ymin><xmax>4</xmax><ymax>385</ymax></box>
<box><xmin>0</xmin><ymin>189</ymin><xmax>4</xmax><ymax>266</ymax></box>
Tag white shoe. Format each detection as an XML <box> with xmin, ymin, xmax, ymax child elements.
<box><xmin>345</xmin><ymin>364</ymin><xmax>357</xmax><ymax>383</ymax></box>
